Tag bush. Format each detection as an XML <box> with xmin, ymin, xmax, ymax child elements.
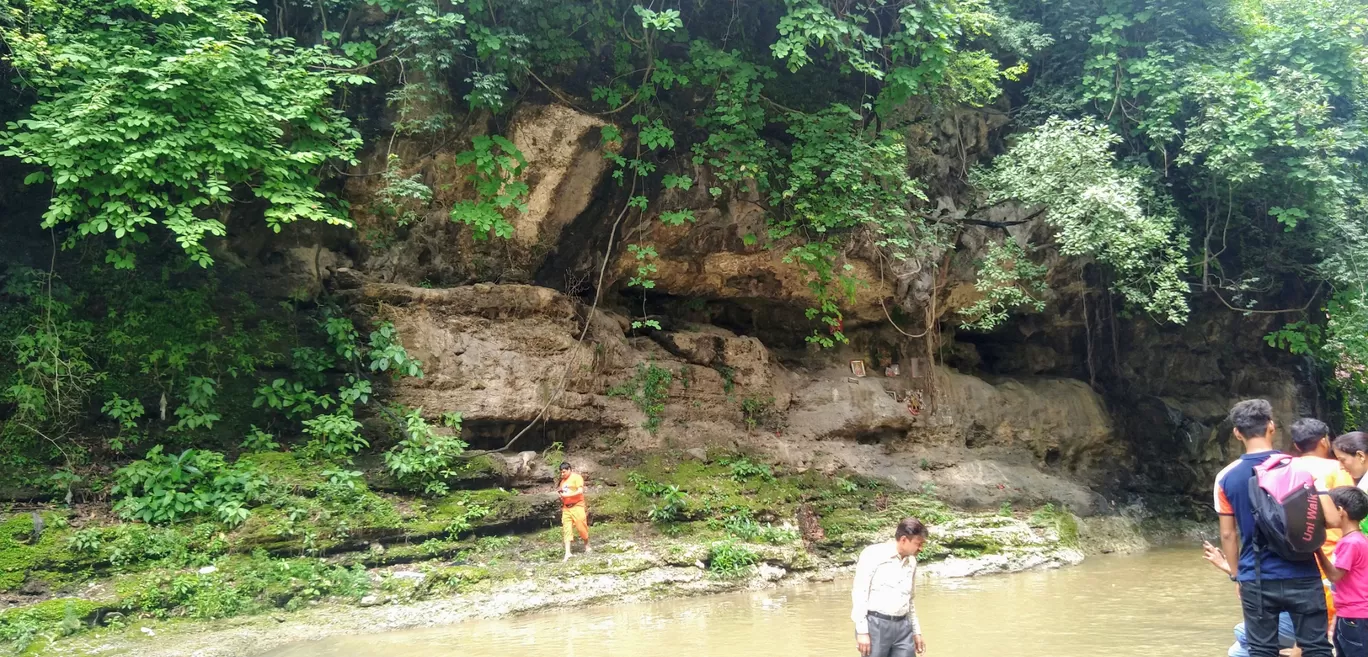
<box><xmin>648</xmin><ymin>485</ymin><xmax>687</xmax><ymax>524</ymax></box>
<box><xmin>707</xmin><ymin>540</ymin><xmax>757</xmax><ymax>578</ymax></box>
<box><xmin>740</xmin><ymin>396</ymin><xmax>776</xmax><ymax>431</ymax></box>
<box><xmin>112</xmin><ymin>446</ymin><xmax>266</xmax><ymax>525</ymax></box>
<box><xmin>383</xmin><ymin>409</ymin><xmax>467</xmax><ymax>496</ymax></box>
<box><xmin>607</xmin><ymin>361</ymin><xmax>673</xmax><ymax>433</ymax></box>
<box><xmin>626</xmin><ymin>473</ymin><xmax>688</xmax><ymax>523</ymax></box>
<box><xmin>301</xmin><ymin>409</ymin><xmax>367</xmax><ymax>459</ymax></box>
<box><xmin>722</xmin><ymin>456</ymin><xmax>774</xmax><ymax>482</ymax></box>
<box><xmin>720</xmin><ymin>512</ymin><xmax>798</xmax><ymax>545</ymax></box>
<box><xmin>0</xmin><ymin>598</ymin><xmax>98</xmax><ymax>652</ymax></box>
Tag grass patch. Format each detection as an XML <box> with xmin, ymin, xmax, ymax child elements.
<box><xmin>1028</xmin><ymin>504</ymin><xmax>1079</xmax><ymax>546</ymax></box>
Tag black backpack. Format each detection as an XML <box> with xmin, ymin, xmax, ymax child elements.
<box><xmin>1246</xmin><ymin>454</ymin><xmax>1325</xmax><ymax>562</ymax></box>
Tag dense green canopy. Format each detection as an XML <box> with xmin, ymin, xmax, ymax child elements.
<box><xmin>1</xmin><ymin>0</ymin><xmax>1366</xmax><ymax>468</ymax></box>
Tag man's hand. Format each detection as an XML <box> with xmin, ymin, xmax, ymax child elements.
<box><xmin>856</xmin><ymin>633</ymin><xmax>871</xmax><ymax>656</ymax></box>
<box><xmin>914</xmin><ymin>634</ymin><xmax>926</xmax><ymax>654</ymax></box>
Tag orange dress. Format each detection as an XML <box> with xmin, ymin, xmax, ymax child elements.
<box><xmin>559</xmin><ymin>472</ymin><xmax>589</xmax><ymax>543</ymax></box>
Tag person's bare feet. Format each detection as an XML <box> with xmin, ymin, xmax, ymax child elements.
<box><xmin>584</xmin><ymin>544</ymin><xmax>592</xmax><ymax>554</ymax></box>
<box><xmin>562</xmin><ymin>550</ymin><xmax>571</xmax><ymax>562</ymax></box>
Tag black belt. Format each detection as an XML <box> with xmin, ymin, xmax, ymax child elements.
<box><xmin>867</xmin><ymin>611</ymin><xmax>907</xmax><ymax>621</ymax></box>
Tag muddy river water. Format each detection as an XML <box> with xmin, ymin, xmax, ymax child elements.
<box><xmin>263</xmin><ymin>548</ymin><xmax>1241</xmax><ymax>657</ymax></box>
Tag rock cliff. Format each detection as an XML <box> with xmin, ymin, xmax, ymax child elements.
<box><xmin>314</xmin><ymin>102</ymin><xmax>1321</xmax><ymax>515</ymax></box>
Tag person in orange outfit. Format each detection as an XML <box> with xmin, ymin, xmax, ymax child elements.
<box><xmin>558</xmin><ymin>461</ymin><xmax>590</xmax><ymax>561</ymax></box>
<box><xmin>1291</xmin><ymin>418</ymin><xmax>1353</xmax><ymax>630</ymax></box>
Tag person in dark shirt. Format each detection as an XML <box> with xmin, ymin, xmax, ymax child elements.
<box><xmin>1215</xmin><ymin>399</ymin><xmax>1332</xmax><ymax>657</ymax></box>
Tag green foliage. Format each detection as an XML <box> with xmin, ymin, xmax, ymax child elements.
<box><xmin>1323</xmin><ymin>292</ymin><xmax>1368</xmax><ymax>426</ymax></box>
<box><xmin>543</xmin><ymin>441</ymin><xmax>565</xmax><ymax>471</ymax></box>
<box><xmin>0</xmin><ymin>263</ymin><xmax>297</xmax><ymax>469</ymax></box>
<box><xmin>450</xmin><ymin>135</ymin><xmax>529</xmax><ymax>240</ymax></box>
<box><xmin>171</xmin><ymin>376</ymin><xmax>222</xmax><ymax>433</ymax></box>
<box><xmin>771</xmin><ymin>107</ymin><xmax>942</xmax><ymax>345</ymax></box>
<box><xmin>648</xmin><ymin>485</ymin><xmax>688</xmax><ymax>524</ymax></box>
<box><xmin>719</xmin><ymin>511</ymin><xmax>798</xmax><ymax>545</ymax></box>
<box><xmin>301</xmin><ymin>410</ymin><xmax>367</xmax><ymax>459</ymax></box>
<box><xmin>769</xmin><ymin>0</ymin><xmax>1026</xmax><ymax>112</ymax></box>
<box><xmin>1265</xmin><ymin>321</ymin><xmax>1323</xmax><ymax>356</ymax></box>
<box><xmin>112</xmin><ymin>446</ymin><xmax>266</xmax><ymax>525</ymax></box>
<box><xmin>0</xmin><ymin>0</ymin><xmax>365</xmax><ymax>267</ymax></box>
<box><xmin>740</xmin><ymin>396</ymin><xmax>776</xmax><ymax>431</ymax></box>
<box><xmin>442</xmin><ymin>503</ymin><xmax>491</xmax><ymax>539</ymax></box>
<box><xmin>101</xmin><ymin>394</ymin><xmax>145</xmax><ymax>453</ymax></box>
<box><xmin>973</xmin><ymin>118</ymin><xmax>1190</xmax><ymax>323</ymax></box>
<box><xmin>626</xmin><ymin>473</ymin><xmax>687</xmax><ymax>524</ymax></box>
<box><xmin>706</xmin><ymin>539</ymin><xmax>757</xmax><ymax>578</ymax></box>
<box><xmin>1028</xmin><ymin>503</ymin><xmax>1079</xmax><ymax>546</ymax></box>
<box><xmin>375</xmin><ymin>154</ymin><xmax>435</xmax><ymax>227</ymax></box>
<box><xmin>241</xmin><ymin>426</ymin><xmax>279</xmax><ymax>452</ymax></box>
<box><xmin>383</xmin><ymin>409</ymin><xmax>468</xmax><ymax>496</ymax></box>
<box><xmin>367</xmin><ymin>322</ymin><xmax>424</xmax><ymax>379</ymax></box>
<box><xmin>959</xmin><ymin>239</ymin><xmax>1049</xmax><ymax>331</ymax></box>
<box><xmin>1</xmin><ymin>274</ymin><xmax>102</xmax><ymax>444</ymax></box>
<box><xmin>0</xmin><ymin>598</ymin><xmax>98</xmax><ymax>653</ymax></box>
<box><xmin>607</xmin><ymin>362</ymin><xmax>674</xmax><ymax>433</ymax></box>
<box><xmin>723</xmin><ymin>457</ymin><xmax>775</xmax><ymax>483</ymax></box>
<box><xmin>626</xmin><ymin>244</ymin><xmax>661</xmax><ymax>331</ymax></box>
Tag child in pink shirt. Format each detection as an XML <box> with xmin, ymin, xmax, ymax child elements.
<box><xmin>1317</xmin><ymin>486</ymin><xmax>1368</xmax><ymax>656</ymax></box>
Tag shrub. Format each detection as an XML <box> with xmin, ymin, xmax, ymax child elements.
<box><xmin>626</xmin><ymin>473</ymin><xmax>688</xmax><ymax>523</ymax></box>
<box><xmin>723</xmin><ymin>456</ymin><xmax>774</xmax><ymax>482</ymax></box>
<box><xmin>648</xmin><ymin>485</ymin><xmax>687</xmax><ymax>524</ymax></box>
<box><xmin>740</xmin><ymin>396</ymin><xmax>776</xmax><ymax>431</ymax></box>
<box><xmin>383</xmin><ymin>409</ymin><xmax>467</xmax><ymax>496</ymax></box>
<box><xmin>112</xmin><ymin>446</ymin><xmax>266</xmax><ymax>525</ymax></box>
<box><xmin>707</xmin><ymin>540</ymin><xmax>757</xmax><ymax>578</ymax></box>
<box><xmin>301</xmin><ymin>409</ymin><xmax>367</xmax><ymax>459</ymax></box>
<box><xmin>607</xmin><ymin>361</ymin><xmax>673</xmax><ymax>433</ymax></box>
<box><xmin>720</xmin><ymin>512</ymin><xmax>798</xmax><ymax>545</ymax></box>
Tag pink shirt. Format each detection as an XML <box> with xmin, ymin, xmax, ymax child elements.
<box><xmin>1334</xmin><ymin>531</ymin><xmax>1368</xmax><ymax>619</ymax></box>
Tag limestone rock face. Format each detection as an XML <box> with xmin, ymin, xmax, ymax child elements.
<box><xmin>314</xmin><ymin>101</ymin><xmax>1320</xmax><ymax>511</ymax></box>
<box><xmin>349</xmin><ymin>103</ymin><xmax>618</xmax><ymax>286</ymax></box>
<box><xmin>506</xmin><ymin>104</ymin><xmax>613</xmax><ymax>250</ymax></box>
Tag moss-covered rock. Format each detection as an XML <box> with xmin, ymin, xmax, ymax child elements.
<box><xmin>0</xmin><ymin>512</ymin><xmax>97</xmax><ymax>593</ymax></box>
<box><xmin>0</xmin><ymin>596</ymin><xmax>103</xmax><ymax>650</ymax></box>
<box><xmin>238</xmin><ymin>451</ymin><xmax>317</xmax><ymax>492</ymax></box>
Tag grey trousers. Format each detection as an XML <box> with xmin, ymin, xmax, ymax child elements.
<box><xmin>867</xmin><ymin>613</ymin><xmax>914</xmax><ymax>657</ymax></box>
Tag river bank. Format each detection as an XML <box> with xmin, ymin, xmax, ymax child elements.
<box><xmin>0</xmin><ymin>449</ymin><xmax>1205</xmax><ymax>657</ymax></box>
<box><xmin>47</xmin><ymin>514</ymin><xmax>1199</xmax><ymax>657</ymax></box>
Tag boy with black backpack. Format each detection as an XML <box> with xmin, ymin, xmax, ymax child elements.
<box><xmin>1215</xmin><ymin>399</ymin><xmax>1332</xmax><ymax>657</ymax></box>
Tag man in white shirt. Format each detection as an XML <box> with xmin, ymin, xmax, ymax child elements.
<box><xmin>851</xmin><ymin>517</ymin><xmax>928</xmax><ymax>657</ymax></box>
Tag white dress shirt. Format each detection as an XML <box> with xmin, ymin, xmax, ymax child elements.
<box><xmin>850</xmin><ymin>541</ymin><xmax>921</xmax><ymax>636</ymax></box>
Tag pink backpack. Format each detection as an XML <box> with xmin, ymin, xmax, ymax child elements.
<box><xmin>1248</xmin><ymin>454</ymin><xmax>1326</xmax><ymax>562</ymax></box>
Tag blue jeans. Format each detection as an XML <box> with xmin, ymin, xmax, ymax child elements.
<box><xmin>1229</xmin><ymin>612</ymin><xmax>1294</xmax><ymax>657</ymax></box>
<box><xmin>1336</xmin><ymin>617</ymin><xmax>1368</xmax><ymax>657</ymax></box>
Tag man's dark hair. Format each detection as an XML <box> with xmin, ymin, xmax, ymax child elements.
<box><xmin>1331</xmin><ymin>486</ymin><xmax>1368</xmax><ymax>523</ymax></box>
<box><xmin>559</xmin><ymin>462</ymin><xmax>572</xmax><ymax>471</ymax></box>
<box><xmin>1229</xmin><ymin>399</ymin><xmax>1274</xmax><ymax>439</ymax></box>
<box><xmin>894</xmin><ymin>517</ymin><xmax>928</xmax><ymax>540</ymax></box>
<box><xmin>1291</xmin><ymin>418</ymin><xmax>1331</xmax><ymax>453</ymax></box>
<box><xmin>1335</xmin><ymin>432</ymin><xmax>1368</xmax><ymax>457</ymax></box>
